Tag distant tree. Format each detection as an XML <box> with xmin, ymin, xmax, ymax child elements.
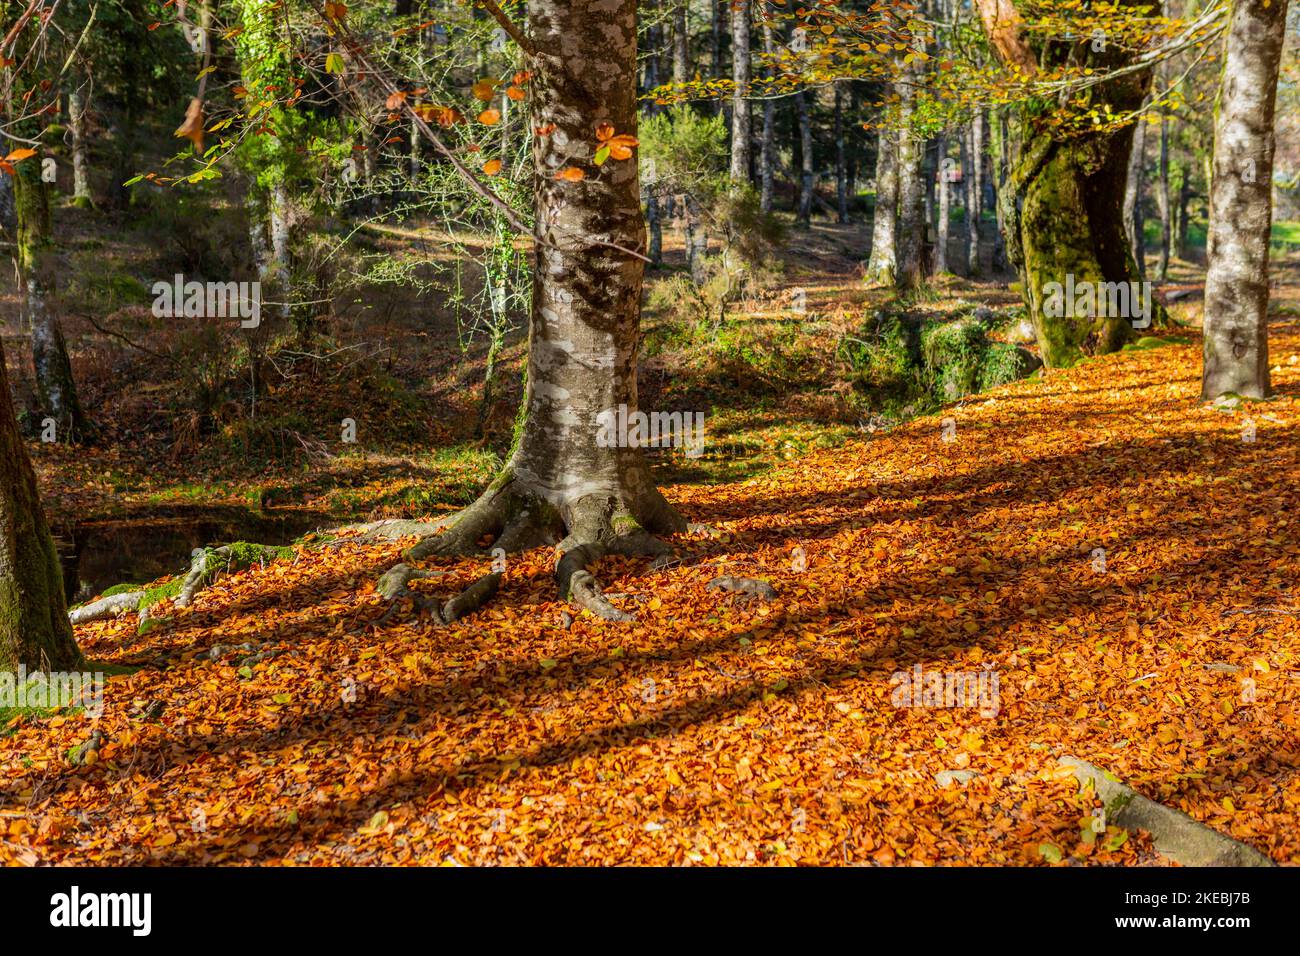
<box><xmin>0</xmin><ymin>332</ymin><xmax>82</xmax><ymax>672</ymax></box>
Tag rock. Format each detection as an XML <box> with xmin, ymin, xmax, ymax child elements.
<box><xmin>1006</xmin><ymin>315</ymin><xmax>1037</xmax><ymax>345</ymax></box>
<box><xmin>934</xmin><ymin>769</ymin><xmax>979</xmax><ymax>788</ymax></box>
<box><xmin>1014</xmin><ymin>345</ymin><xmax>1043</xmax><ymax>376</ymax></box>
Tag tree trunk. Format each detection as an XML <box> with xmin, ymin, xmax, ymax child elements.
<box><xmin>975</xmin><ymin>0</ymin><xmax>1151</xmax><ymax>367</ymax></box>
<box><xmin>1176</xmin><ymin>174</ymin><xmax>1195</xmax><ymax>260</ymax></box>
<box><xmin>758</xmin><ymin>20</ymin><xmax>775</xmax><ymax>213</ymax></box>
<box><xmin>795</xmin><ymin>90</ymin><xmax>814</xmax><ymax>229</ymax></box>
<box><xmin>1155</xmin><ymin>110</ymin><xmax>1171</xmax><ymax>281</ymax></box>
<box><xmin>711</xmin><ymin>0</ymin><xmax>725</xmax><ymax>116</ymax></box>
<box><xmin>69</xmin><ymin>87</ymin><xmax>93</xmax><ymax>208</ymax></box>
<box><xmin>1200</xmin><ymin>0</ymin><xmax>1287</xmax><ymax>401</ymax></box>
<box><xmin>935</xmin><ymin>137</ymin><xmax>951</xmax><ymax>273</ymax></box>
<box><xmin>13</xmin><ymin>159</ymin><xmax>89</xmax><ymax>442</ymax></box>
<box><xmin>1124</xmin><ymin>111</ymin><xmax>1147</xmax><ymax>283</ymax></box>
<box><xmin>0</xmin><ymin>334</ymin><xmax>82</xmax><ymax>672</ymax></box>
<box><xmin>834</xmin><ymin>82</ymin><xmax>849</xmax><ymax>223</ymax></box>
<box><xmin>729</xmin><ymin>0</ymin><xmax>751</xmax><ymax>182</ymax></box>
<box><xmin>866</xmin><ymin>124</ymin><xmax>899</xmax><ymax>284</ymax></box>
<box><xmin>645</xmin><ymin>184</ymin><xmax>663</xmax><ymax>264</ymax></box>
<box><xmin>672</xmin><ymin>2</ymin><xmax>689</xmax><ymax>85</ymax></box>
<box><xmin>895</xmin><ymin>59</ymin><xmax>925</xmax><ymax>288</ymax></box>
<box><xmin>420</xmin><ymin>0</ymin><xmax>683</xmax><ymax>559</ymax></box>
<box><xmin>965</xmin><ymin>116</ymin><xmax>983</xmax><ymax>276</ymax></box>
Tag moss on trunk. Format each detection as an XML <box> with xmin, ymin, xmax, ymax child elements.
<box><xmin>0</xmin><ymin>337</ymin><xmax>83</xmax><ymax>673</ymax></box>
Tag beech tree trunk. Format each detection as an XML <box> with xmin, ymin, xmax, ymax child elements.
<box><xmin>13</xmin><ymin>159</ymin><xmax>89</xmax><ymax>442</ymax></box>
<box><xmin>672</xmin><ymin>2</ymin><xmax>689</xmax><ymax>85</ymax></box>
<box><xmin>795</xmin><ymin>90</ymin><xmax>814</xmax><ymax>229</ymax></box>
<box><xmin>867</xmin><ymin>125</ymin><xmax>898</xmax><ymax>284</ymax></box>
<box><xmin>69</xmin><ymin>87</ymin><xmax>93</xmax><ymax>208</ymax></box>
<box><xmin>1200</xmin><ymin>0</ymin><xmax>1288</xmax><ymax>400</ymax></box>
<box><xmin>935</xmin><ymin>137</ymin><xmax>951</xmax><ymax>274</ymax></box>
<box><xmin>424</xmin><ymin>0</ymin><xmax>682</xmax><ymax>556</ymax></box>
<box><xmin>758</xmin><ymin>21</ymin><xmax>776</xmax><ymax>213</ymax></box>
<box><xmin>729</xmin><ymin>0</ymin><xmax>751</xmax><ymax>182</ymax></box>
<box><xmin>0</xmin><ymin>334</ymin><xmax>83</xmax><ymax>672</ymax></box>
<box><xmin>895</xmin><ymin>59</ymin><xmax>925</xmax><ymax>288</ymax></box>
<box><xmin>1124</xmin><ymin>111</ymin><xmax>1147</xmax><ymax>283</ymax></box>
<box><xmin>834</xmin><ymin>83</ymin><xmax>849</xmax><ymax>223</ymax></box>
<box><xmin>1156</xmin><ymin>110</ymin><xmax>1172</xmax><ymax>281</ymax></box>
<box><xmin>965</xmin><ymin>116</ymin><xmax>983</xmax><ymax>276</ymax></box>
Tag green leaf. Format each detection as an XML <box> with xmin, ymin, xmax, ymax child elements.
<box><xmin>325</xmin><ymin>53</ymin><xmax>345</xmax><ymax>75</ymax></box>
<box><xmin>238</xmin><ymin>665</ymin><xmax>253</xmax><ymax>680</ymax></box>
<box><xmin>1038</xmin><ymin>842</ymin><xmax>1063</xmax><ymax>863</ymax></box>
<box><xmin>122</xmin><ymin>175</ymin><xmax>145</xmax><ymax>187</ymax></box>
<box><xmin>1103</xmin><ymin>829</ymin><xmax>1130</xmax><ymax>852</ymax></box>
<box><xmin>272</xmin><ymin>693</ymin><xmax>292</xmax><ymax>704</ymax></box>
<box><xmin>594</xmin><ymin>145</ymin><xmax>610</xmax><ymax>166</ymax></box>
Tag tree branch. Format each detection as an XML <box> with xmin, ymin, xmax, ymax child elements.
<box><xmin>479</xmin><ymin>0</ymin><xmax>537</xmax><ymax>58</ymax></box>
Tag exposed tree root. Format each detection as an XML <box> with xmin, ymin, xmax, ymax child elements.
<box><xmin>556</xmin><ymin>544</ymin><xmax>633</xmax><ymax>622</ymax></box>
<box><xmin>175</xmin><ymin>544</ymin><xmax>292</xmax><ymax>608</ymax></box>
<box><xmin>388</xmin><ymin>476</ymin><xmax>682</xmax><ymax>624</ymax></box>
<box><xmin>70</xmin><ymin>543</ymin><xmax>294</xmax><ymax>629</ymax></box>
<box><xmin>373</xmin><ymin>569</ymin><xmax>503</xmax><ymax>627</ymax></box>
<box><xmin>69</xmin><ymin>591</ymin><xmax>143</xmax><ymax>626</ymax></box>
<box><xmin>376</xmin><ymin>563</ymin><xmax>448</xmax><ymax>600</ymax></box>
<box><xmin>73</xmin><ymin>476</ymin><xmax>697</xmax><ymax>636</ymax></box>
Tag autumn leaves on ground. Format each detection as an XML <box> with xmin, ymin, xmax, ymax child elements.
<box><xmin>5</xmin><ymin>291</ymin><xmax>1299</xmax><ymax>865</ymax></box>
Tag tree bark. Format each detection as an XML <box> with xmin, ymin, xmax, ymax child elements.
<box><xmin>758</xmin><ymin>19</ymin><xmax>776</xmax><ymax>212</ymax></box>
<box><xmin>935</xmin><ymin>137</ymin><xmax>951</xmax><ymax>273</ymax></box>
<box><xmin>711</xmin><ymin>0</ymin><xmax>725</xmax><ymax>116</ymax></box>
<box><xmin>13</xmin><ymin>159</ymin><xmax>89</xmax><ymax>442</ymax></box>
<box><xmin>672</xmin><ymin>2</ymin><xmax>690</xmax><ymax>85</ymax></box>
<box><xmin>834</xmin><ymin>82</ymin><xmax>849</xmax><ymax>223</ymax></box>
<box><xmin>415</xmin><ymin>0</ymin><xmax>682</xmax><ymax>560</ymax></box>
<box><xmin>1124</xmin><ymin>111</ymin><xmax>1147</xmax><ymax>283</ymax></box>
<box><xmin>895</xmin><ymin>58</ymin><xmax>925</xmax><ymax>288</ymax></box>
<box><xmin>965</xmin><ymin>115</ymin><xmax>983</xmax><ymax>276</ymax></box>
<box><xmin>1200</xmin><ymin>0</ymin><xmax>1288</xmax><ymax>400</ymax></box>
<box><xmin>866</xmin><ymin>123</ymin><xmax>899</xmax><ymax>284</ymax></box>
<box><xmin>1155</xmin><ymin>109</ymin><xmax>1172</xmax><ymax>281</ymax></box>
<box><xmin>729</xmin><ymin>0</ymin><xmax>751</xmax><ymax>182</ymax></box>
<box><xmin>795</xmin><ymin>89</ymin><xmax>814</xmax><ymax>229</ymax></box>
<box><xmin>0</xmin><ymin>333</ymin><xmax>82</xmax><ymax>672</ymax></box>
<box><xmin>69</xmin><ymin>87</ymin><xmax>93</xmax><ymax>208</ymax></box>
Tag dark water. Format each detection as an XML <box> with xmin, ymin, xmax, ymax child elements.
<box><xmin>53</xmin><ymin>509</ymin><xmax>330</xmax><ymax>604</ymax></box>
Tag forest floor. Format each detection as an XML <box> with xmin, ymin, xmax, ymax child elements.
<box><xmin>4</xmin><ymin>225</ymin><xmax>1300</xmax><ymax>864</ymax></box>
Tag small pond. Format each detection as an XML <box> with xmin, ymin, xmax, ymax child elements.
<box><xmin>53</xmin><ymin>509</ymin><xmax>332</xmax><ymax>604</ymax></box>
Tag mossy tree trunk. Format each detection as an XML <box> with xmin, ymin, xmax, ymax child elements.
<box><xmin>13</xmin><ymin>156</ymin><xmax>90</xmax><ymax>442</ymax></box>
<box><xmin>976</xmin><ymin>0</ymin><xmax>1153</xmax><ymax>368</ymax></box>
<box><xmin>0</xmin><ymin>336</ymin><xmax>83</xmax><ymax>672</ymax></box>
